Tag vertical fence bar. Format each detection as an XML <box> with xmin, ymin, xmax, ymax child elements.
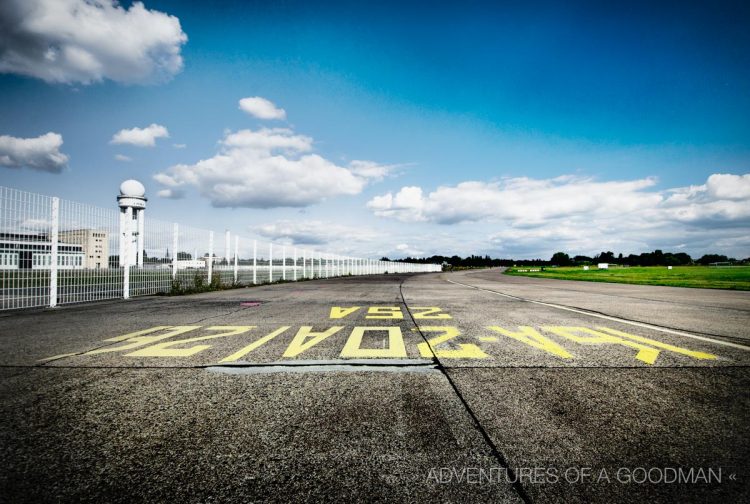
<box><xmin>49</xmin><ymin>197</ymin><xmax>59</xmax><ymax>307</ymax></box>
<box><xmin>234</xmin><ymin>236</ymin><xmax>238</xmax><ymax>284</ymax></box>
<box><xmin>253</xmin><ymin>240</ymin><xmax>257</xmax><ymax>284</ymax></box>
<box><xmin>172</xmin><ymin>223</ymin><xmax>178</xmax><ymax>280</ymax></box>
<box><xmin>208</xmin><ymin>231</ymin><xmax>214</xmax><ymax>284</ymax></box>
<box><xmin>123</xmin><ymin>206</ymin><xmax>132</xmax><ymax>299</ymax></box>
<box><xmin>293</xmin><ymin>247</ymin><xmax>297</xmax><ymax>281</ymax></box>
<box><xmin>303</xmin><ymin>249</ymin><xmax>306</xmax><ymax>278</ymax></box>
<box><xmin>225</xmin><ymin>230</ymin><xmax>231</xmax><ymax>265</ymax></box>
<box><xmin>137</xmin><ymin>209</ymin><xmax>145</xmax><ymax>268</ymax></box>
<box><xmin>269</xmin><ymin>243</ymin><xmax>273</xmax><ymax>283</ymax></box>
<box><xmin>318</xmin><ymin>251</ymin><xmax>322</xmax><ymax>278</ymax></box>
<box><xmin>282</xmin><ymin>246</ymin><xmax>286</xmax><ymax>281</ymax></box>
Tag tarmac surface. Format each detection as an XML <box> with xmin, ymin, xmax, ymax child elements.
<box><xmin>1</xmin><ymin>268</ymin><xmax>749</xmax><ymax>502</ymax></box>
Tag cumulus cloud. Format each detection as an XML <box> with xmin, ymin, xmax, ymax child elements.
<box><xmin>0</xmin><ymin>132</ymin><xmax>68</xmax><ymax>172</ymax></box>
<box><xmin>394</xmin><ymin>243</ymin><xmax>425</xmax><ymax>257</ymax></box>
<box><xmin>111</xmin><ymin>123</ymin><xmax>169</xmax><ymax>147</ymax></box>
<box><xmin>154</xmin><ymin>127</ymin><xmax>391</xmax><ymax>208</ymax></box>
<box><xmin>368</xmin><ymin>176</ymin><xmax>661</xmax><ymax>225</ymax></box>
<box><xmin>114</xmin><ymin>154</ymin><xmax>131</xmax><ymax>162</ymax></box>
<box><xmin>157</xmin><ymin>188</ymin><xmax>184</xmax><ymax>199</ymax></box>
<box><xmin>368</xmin><ymin>173</ymin><xmax>750</xmax><ymax>258</ymax></box>
<box><xmin>239</xmin><ymin>97</ymin><xmax>286</xmax><ymax>120</ymax></box>
<box><xmin>255</xmin><ymin>220</ymin><xmax>377</xmax><ymax>245</ymax></box>
<box><xmin>0</xmin><ymin>0</ymin><xmax>187</xmax><ymax>85</ymax></box>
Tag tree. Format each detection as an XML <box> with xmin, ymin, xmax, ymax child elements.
<box><xmin>550</xmin><ymin>252</ymin><xmax>572</xmax><ymax>266</ymax></box>
<box><xmin>697</xmin><ymin>254</ymin><xmax>728</xmax><ymax>265</ymax></box>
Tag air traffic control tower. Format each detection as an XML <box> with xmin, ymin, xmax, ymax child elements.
<box><xmin>117</xmin><ymin>179</ymin><xmax>147</xmax><ymax>269</ymax></box>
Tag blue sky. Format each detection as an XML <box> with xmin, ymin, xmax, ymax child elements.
<box><xmin>1</xmin><ymin>0</ymin><xmax>749</xmax><ymax>259</ymax></box>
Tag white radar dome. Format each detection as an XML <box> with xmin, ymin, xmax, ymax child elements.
<box><xmin>119</xmin><ymin>179</ymin><xmax>146</xmax><ymax>198</ymax></box>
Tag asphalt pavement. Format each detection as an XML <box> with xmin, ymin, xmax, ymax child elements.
<box><xmin>1</xmin><ymin>268</ymin><xmax>748</xmax><ymax>502</ymax></box>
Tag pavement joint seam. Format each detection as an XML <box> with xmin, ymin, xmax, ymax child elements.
<box><xmin>399</xmin><ymin>279</ymin><xmax>534</xmax><ymax>504</ymax></box>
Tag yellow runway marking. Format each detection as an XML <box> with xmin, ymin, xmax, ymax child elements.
<box><xmin>417</xmin><ymin>326</ymin><xmax>489</xmax><ymax>359</ymax></box>
<box><xmin>127</xmin><ymin>326</ymin><xmax>255</xmax><ymax>358</ymax></box>
<box><xmin>341</xmin><ymin>327</ymin><xmax>407</xmax><ymax>358</ymax></box>
<box><xmin>488</xmin><ymin>326</ymin><xmax>573</xmax><ymax>359</ymax></box>
<box><xmin>220</xmin><ymin>326</ymin><xmax>291</xmax><ymax>363</ymax></box>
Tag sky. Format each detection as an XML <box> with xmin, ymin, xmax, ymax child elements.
<box><xmin>0</xmin><ymin>0</ymin><xmax>749</xmax><ymax>259</ymax></box>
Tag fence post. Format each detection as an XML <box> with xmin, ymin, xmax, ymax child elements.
<box><xmin>225</xmin><ymin>230</ymin><xmax>230</xmax><ymax>266</ymax></box>
<box><xmin>253</xmin><ymin>240</ymin><xmax>257</xmax><ymax>284</ymax></box>
<box><xmin>318</xmin><ymin>251</ymin><xmax>322</xmax><ymax>278</ymax></box>
<box><xmin>49</xmin><ymin>197</ymin><xmax>59</xmax><ymax>307</ymax></box>
<box><xmin>172</xmin><ymin>223</ymin><xmax>178</xmax><ymax>280</ymax></box>
<box><xmin>269</xmin><ymin>243</ymin><xmax>273</xmax><ymax>283</ymax></box>
<box><xmin>282</xmin><ymin>246</ymin><xmax>286</xmax><ymax>281</ymax></box>
<box><xmin>303</xmin><ymin>249</ymin><xmax>306</xmax><ymax>278</ymax></box>
<box><xmin>234</xmin><ymin>236</ymin><xmax>238</xmax><ymax>284</ymax></box>
<box><xmin>207</xmin><ymin>231</ymin><xmax>213</xmax><ymax>284</ymax></box>
<box><xmin>123</xmin><ymin>206</ymin><xmax>132</xmax><ymax>299</ymax></box>
<box><xmin>293</xmin><ymin>247</ymin><xmax>297</xmax><ymax>281</ymax></box>
<box><xmin>137</xmin><ymin>209</ymin><xmax>145</xmax><ymax>269</ymax></box>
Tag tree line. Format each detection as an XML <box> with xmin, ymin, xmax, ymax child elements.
<box><xmin>382</xmin><ymin>250</ymin><xmax>749</xmax><ymax>267</ymax></box>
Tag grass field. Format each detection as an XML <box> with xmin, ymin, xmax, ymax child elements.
<box><xmin>505</xmin><ymin>265</ymin><xmax>750</xmax><ymax>290</ymax></box>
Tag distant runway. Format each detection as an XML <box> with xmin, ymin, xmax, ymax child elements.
<box><xmin>1</xmin><ymin>269</ymin><xmax>748</xmax><ymax>502</ymax></box>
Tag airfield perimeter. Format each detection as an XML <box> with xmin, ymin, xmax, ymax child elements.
<box><xmin>1</xmin><ymin>268</ymin><xmax>748</xmax><ymax>503</ymax></box>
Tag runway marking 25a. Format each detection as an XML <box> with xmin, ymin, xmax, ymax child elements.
<box><xmin>329</xmin><ymin>306</ymin><xmax>452</xmax><ymax>319</ymax></box>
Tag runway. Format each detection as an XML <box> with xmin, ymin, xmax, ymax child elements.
<box><xmin>1</xmin><ymin>268</ymin><xmax>748</xmax><ymax>502</ymax></box>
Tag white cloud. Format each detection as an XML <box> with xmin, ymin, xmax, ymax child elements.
<box><xmin>0</xmin><ymin>0</ymin><xmax>187</xmax><ymax>84</ymax></box>
<box><xmin>255</xmin><ymin>220</ymin><xmax>377</xmax><ymax>246</ymax></box>
<box><xmin>0</xmin><ymin>132</ymin><xmax>68</xmax><ymax>172</ymax></box>
<box><xmin>393</xmin><ymin>243</ymin><xmax>425</xmax><ymax>257</ymax></box>
<box><xmin>368</xmin><ymin>176</ymin><xmax>660</xmax><ymax>225</ymax></box>
<box><xmin>111</xmin><ymin>123</ymin><xmax>169</xmax><ymax>147</ymax></box>
<box><xmin>239</xmin><ymin>97</ymin><xmax>286</xmax><ymax>120</ymax></box>
<box><xmin>368</xmin><ymin>173</ymin><xmax>750</xmax><ymax>258</ymax></box>
<box><xmin>154</xmin><ymin>127</ymin><xmax>391</xmax><ymax>208</ymax></box>
<box><xmin>157</xmin><ymin>188</ymin><xmax>184</xmax><ymax>199</ymax></box>
<box><xmin>114</xmin><ymin>154</ymin><xmax>131</xmax><ymax>162</ymax></box>
<box><xmin>705</xmin><ymin>173</ymin><xmax>750</xmax><ymax>200</ymax></box>
<box><xmin>348</xmin><ymin>160</ymin><xmax>398</xmax><ymax>181</ymax></box>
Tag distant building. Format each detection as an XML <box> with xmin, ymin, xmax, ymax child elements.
<box><xmin>0</xmin><ymin>230</ymin><xmax>108</xmax><ymax>270</ymax></box>
<box><xmin>598</xmin><ymin>263</ymin><xmax>609</xmax><ymax>269</ymax></box>
<box><xmin>59</xmin><ymin>229</ymin><xmax>109</xmax><ymax>269</ymax></box>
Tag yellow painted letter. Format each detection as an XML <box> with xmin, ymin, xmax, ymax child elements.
<box><xmin>487</xmin><ymin>326</ymin><xmax>573</xmax><ymax>359</ymax></box>
<box><xmin>330</xmin><ymin>307</ymin><xmax>361</xmax><ymax>319</ymax></box>
<box><xmin>418</xmin><ymin>327</ymin><xmax>488</xmax><ymax>359</ymax></box>
<box><xmin>340</xmin><ymin>327</ymin><xmax>407</xmax><ymax>358</ymax></box>
<box><xmin>543</xmin><ymin>326</ymin><xmax>660</xmax><ymax>364</ymax></box>
<box><xmin>127</xmin><ymin>326</ymin><xmax>255</xmax><ymax>358</ymax></box>
<box><xmin>283</xmin><ymin>326</ymin><xmax>344</xmax><ymax>358</ymax></box>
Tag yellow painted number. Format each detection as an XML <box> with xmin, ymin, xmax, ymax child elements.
<box><xmin>85</xmin><ymin>326</ymin><xmax>201</xmax><ymax>355</ymax></box>
<box><xmin>412</xmin><ymin>307</ymin><xmax>452</xmax><ymax>319</ymax></box>
<box><xmin>366</xmin><ymin>306</ymin><xmax>403</xmax><ymax>320</ymax></box>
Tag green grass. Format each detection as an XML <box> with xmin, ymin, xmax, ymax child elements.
<box><xmin>504</xmin><ymin>265</ymin><xmax>750</xmax><ymax>290</ymax></box>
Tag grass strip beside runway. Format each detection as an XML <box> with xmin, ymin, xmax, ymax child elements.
<box><xmin>505</xmin><ymin>266</ymin><xmax>750</xmax><ymax>290</ymax></box>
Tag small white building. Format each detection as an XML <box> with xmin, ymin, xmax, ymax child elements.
<box><xmin>598</xmin><ymin>263</ymin><xmax>609</xmax><ymax>269</ymax></box>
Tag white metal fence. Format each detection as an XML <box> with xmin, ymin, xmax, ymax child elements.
<box><xmin>0</xmin><ymin>186</ymin><xmax>440</xmax><ymax>311</ymax></box>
